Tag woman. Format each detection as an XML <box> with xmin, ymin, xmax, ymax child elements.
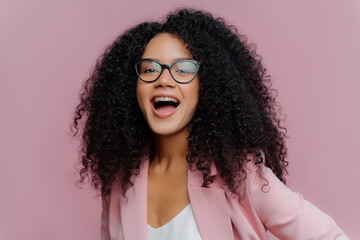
<box><xmin>71</xmin><ymin>8</ymin><xmax>349</xmax><ymax>240</ymax></box>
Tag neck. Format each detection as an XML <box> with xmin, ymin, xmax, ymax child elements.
<box><xmin>150</xmin><ymin>128</ymin><xmax>189</xmax><ymax>174</ymax></box>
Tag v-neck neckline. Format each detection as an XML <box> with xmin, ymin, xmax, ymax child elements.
<box><xmin>147</xmin><ymin>203</ymin><xmax>191</xmax><ymax>230</ymax></box>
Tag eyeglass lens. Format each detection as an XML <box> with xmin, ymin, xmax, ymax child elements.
<box><xmin>136</xmin><ymin>60</ymin><xmax>198</xmax><ymax>83</ymax></box>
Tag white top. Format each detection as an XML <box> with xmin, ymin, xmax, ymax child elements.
<box><xmin>147</xmin><ymin>203</ymin><xmax>203</xmax><ymax>240</ymax></box>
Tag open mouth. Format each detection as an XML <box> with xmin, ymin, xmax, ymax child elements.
<box><xmin>152</xmin><ymin>101</ymin><xmax>179</xmax><ymax>112</ymax></box>
<box><xmin>150</xmin><ymin>96</ymin><xmax>180</xmax><ymax>117</ymax></box>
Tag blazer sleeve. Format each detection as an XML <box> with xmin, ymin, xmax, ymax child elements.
<box><xmin>100</xmin><ymin>194</ymin><xmax>110</xmax><ymax>240</ymax></box>
<box><xmin>246</xmin><ymin>160</ymin><xmax>350</xmax><ymax>240</ymax></box>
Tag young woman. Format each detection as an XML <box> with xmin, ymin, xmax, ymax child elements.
<box><xmin>71</xmin><ymin>8</ymin><xmax>349</xmax><ymax>240</ymax></box>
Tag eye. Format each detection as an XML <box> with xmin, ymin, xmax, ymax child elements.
<box><xmin>140</xmin><ymin>62</ymin><xmax>161</xmax><ymax>74</ymax></box>
<box><xmin>143</xmin><ymin>68</ymin><xmax>158</xmax><ymax>74</ymax></box>
<box><xmin>173</xmin><ymin>62</ymin><xmax>198</xmax><ymax>74</ymax></box>
<box><xmin>177</xmin><ymin>68</ymin><xmax>191</xmax><ymax>73</ymax></box>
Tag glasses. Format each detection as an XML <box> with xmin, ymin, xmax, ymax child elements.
<box><xmin>135</xmin><ymin>59</ymin><xmax>200</xmax><ymax>84</ymax></box>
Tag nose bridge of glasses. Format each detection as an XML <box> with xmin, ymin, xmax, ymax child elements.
<box><xmin>158</xmin><ymin>63</ymin><xmax>175</xmax><ymax>81</ymax></box>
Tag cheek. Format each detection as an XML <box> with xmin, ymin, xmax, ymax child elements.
<box><xmin>189</xmin><ymin>81</ymin><xmax>200</xmax><ymax>106</ymax></box>
<box><xmin>136</xmin><ymin>84</ymin><xmax>147</xmax><ymax>112</ymax></box>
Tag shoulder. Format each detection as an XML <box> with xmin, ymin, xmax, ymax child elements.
<box><xmin>241</xmin><ymin>150</ymin><xmax>277</xmax><ymax>193</ymax></box>
<box><xmin>237</xmin><ymin>150</ymin><xmax>300</xmax><ymax>222</ymax></box>
<box><xmin>242</xmin><ymin>151</ymin><xmax>294</xmax><ymax>203</ymax></box>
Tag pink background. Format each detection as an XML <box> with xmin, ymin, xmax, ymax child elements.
<box><xmin>1</xmin><ymin>0</ymin><xmax>359</xmax><ymax>239</ymax></box>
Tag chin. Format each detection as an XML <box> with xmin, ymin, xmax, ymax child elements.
<box><xmin>150</xmin><ymin>127</ymin><xmax>180</xmax><ymax>136</ymax></box>
<box><xmin>148</xmin><ymin>122</ymin><xmax>189</xmax><ymax>136</ymax></box>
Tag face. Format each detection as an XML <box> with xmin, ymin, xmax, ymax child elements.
<box><xmin>136</xmin><ymin>32</ymin><xmax>200</xmax><ymax>136</ymax></box>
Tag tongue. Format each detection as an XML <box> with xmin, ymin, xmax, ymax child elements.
<box><xmin>156</xmin><ymin>105</ymin><xmax>176</xmax><ymax>113</ymax></box>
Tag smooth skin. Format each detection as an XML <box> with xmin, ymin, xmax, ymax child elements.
<box><xmin>136</xmin><ymin>32</ymin><xmax>200</xmax><ymax>228</ymax></box>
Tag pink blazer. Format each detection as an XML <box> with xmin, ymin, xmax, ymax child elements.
<box><xmin>100</xmin><ymin>153</ymin><xmax>349</xmax><ymax>240</ymax></box>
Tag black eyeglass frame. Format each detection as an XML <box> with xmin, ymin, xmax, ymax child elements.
<box><xmin>135</xmin><ymin>58</ymin><xmax>200</xmax><ymax>84</ymax></box>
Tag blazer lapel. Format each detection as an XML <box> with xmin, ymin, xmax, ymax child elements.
<box><xmin>118</xmin><ymin>157</ymin><xmax>149</xmax><ymax>240</ymax></box>
<box><xmin>188</xmin><ymin>161</ymin><xmax>234</xmax><ymax>240</ymax></box>
<box><xmin>119</xmin><ymin>156</ymin><xmax>234</xmax><ymax>240</ymax></box>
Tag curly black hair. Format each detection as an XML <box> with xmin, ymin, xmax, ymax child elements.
<box><xmin>70</xmin><ymin>7</ymin><xmax>289</xmax><ymax>202</ymax></box>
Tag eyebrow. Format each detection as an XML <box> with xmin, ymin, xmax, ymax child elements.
<box><xmin>142</xmin><ymin>57</ymin><xmax>193</xmax><ymax>62</ymax></box>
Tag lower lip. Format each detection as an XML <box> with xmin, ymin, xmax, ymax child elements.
<box><xmin>150</xmin><ymin>102</ymin><xmax>179</xmax><ymax>118</ymax></box>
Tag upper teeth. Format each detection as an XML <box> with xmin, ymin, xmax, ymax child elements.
<box><xmin>153</xmin><ymin>96</ymin><xmax>179</xmax><ymax>103</ymax></box>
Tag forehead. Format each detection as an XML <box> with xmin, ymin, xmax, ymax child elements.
<box><xmin>141</xmin><ymin>33</ymin><xmax>193</xmax><ymax>63</ymax></box>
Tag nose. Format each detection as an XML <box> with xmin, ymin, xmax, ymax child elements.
<box><xmin>155</xmin><ymin>67</ymin><xmax>176</xmax><ymax>88</ymax></box>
